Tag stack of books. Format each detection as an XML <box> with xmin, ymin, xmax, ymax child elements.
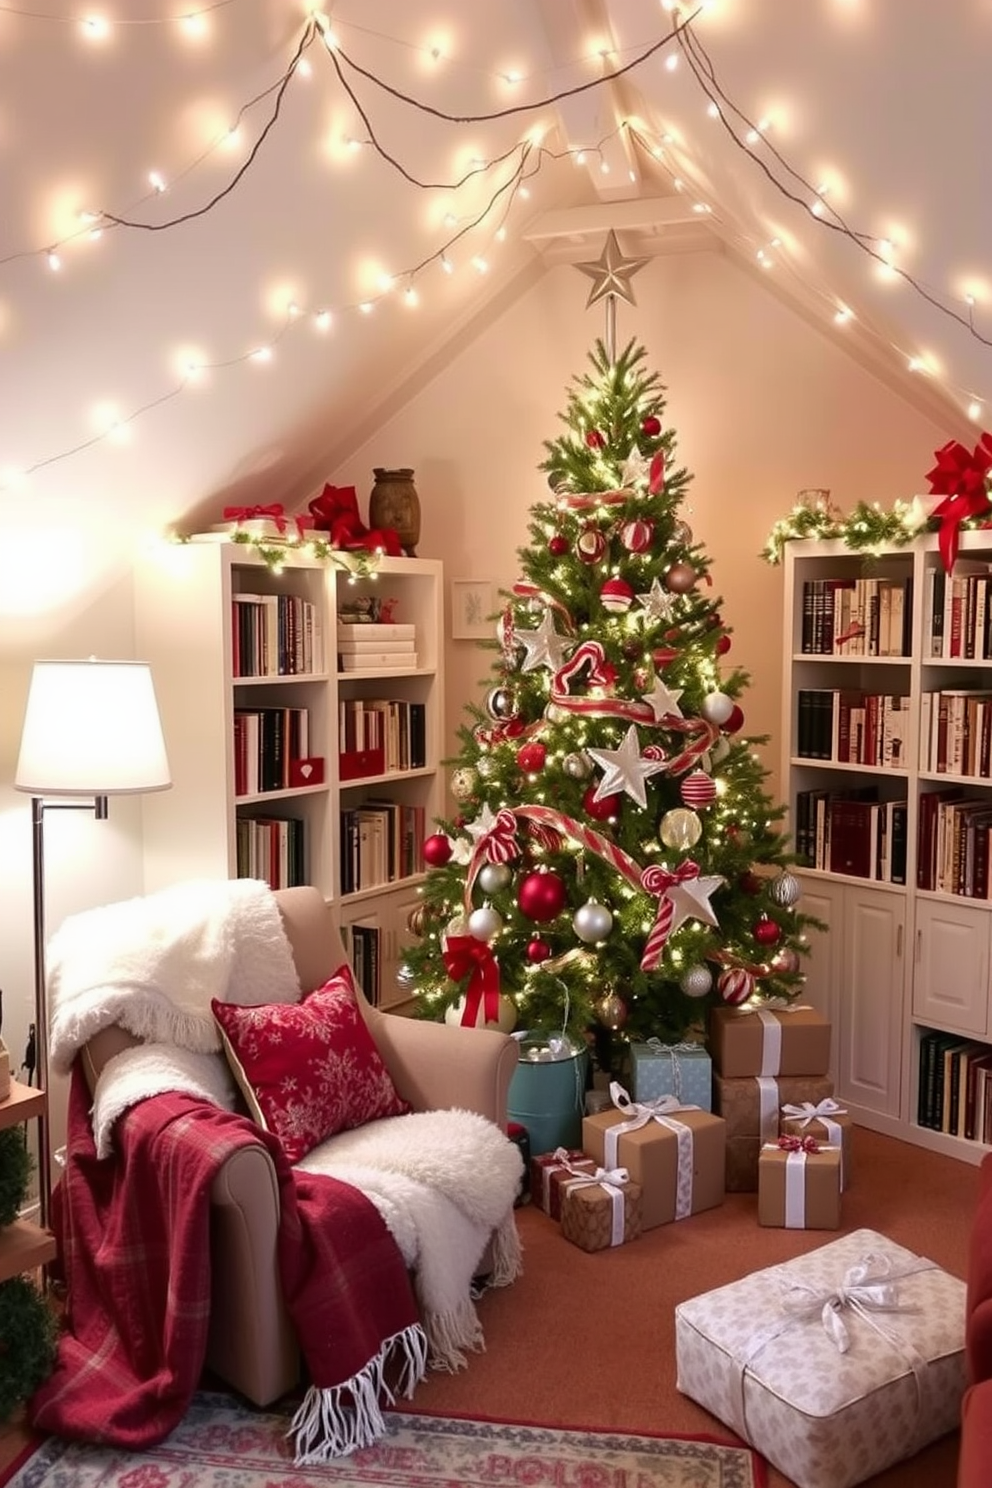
<box><xmin>337</xmin><ymin>621</ymin><xmax>417</xmax><ymax>672</ymax></box>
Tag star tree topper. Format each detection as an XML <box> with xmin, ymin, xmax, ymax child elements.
<box><xmin>575</xmin><ymin>229</ymin><xmax>650</xmax><ymax>308</ymax></box>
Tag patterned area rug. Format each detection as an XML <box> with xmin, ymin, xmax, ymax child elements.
<box><xmin>3</xmin><ymin>1391</ymin><xmax>766</xmax><ymax>1487</ymax></box>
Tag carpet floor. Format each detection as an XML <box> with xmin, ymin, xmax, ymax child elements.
<box><xmin>0</xmin><ymin>1391</ymin><xmax>765</xmax><ymax>1487</ymax></box>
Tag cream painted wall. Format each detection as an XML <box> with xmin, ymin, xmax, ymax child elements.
<box><xmin>333</xmin><ymin>248</ymin><xmax>950</xmax><ymax>819</ymax></box>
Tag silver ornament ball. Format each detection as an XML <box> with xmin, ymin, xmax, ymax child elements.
<box><xmin>573</xmin><ymin>898</ymin><xmax>614</xmax><ymax>944</ymax></box>
<box><xmin>563</xmin><ymin>751</ymin><xmax>593</xmax><ymax>781</ymax></box>
<box><xmin>681</xmin><ymin>964</ymin><xmax>713</xmax><ymax>999</ymax></box>
<box><xmin>396</xmin><ymin>963</ymin><xmax>416</xmax><ymax>991</ymax></box>
<box><xmin>486</xmin><ymin>687</ymin><xmax>516</xmax><ymax>721</ymax></box>
<box><xmin>468</xmin><ymin>903</ymin><xmax>503</xmax><ymax>941</ymax></box>
<box><xmin>770</xmin><ymin>871</ymin><xmax>802</xmax><ymax>909</ymax></box>
<box><xmin>478</xmin><ymin>862</ymin><xmax>512</xmax><ymax>895</ymax></box>
<box><xmin>670</xmin><ymin>519</ymin><xmax>693</xmax><ymax>546</ymax></box>
<box><xmin>701</xmin><ymin>690</ymin><xmax>735</xmax><ymax>726</ymax></box>
<box><xmin>476</xmin><ymin>756</ymin><xmax>496</xmax><ymax>779</ymax></box>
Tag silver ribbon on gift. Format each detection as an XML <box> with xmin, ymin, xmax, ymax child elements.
<box><xmin>562</xmin><ymin>1164</ymin><xmax>630</xmax><ymax>1246</ymax></box>
<box><xmin>606</xmin><ymin>1081</ymin><xmax>699</xmax><ymax>1220</ymax></box>
<box><xmin>761</xmin><ymin>1140</ymin><xmax>840</xmax><ymax>1228</ymax></box>
<box><xmin>755</xmin><ymin>1076</ymin><xmax>781</xmax><ymax>1144</ymax></box>
<box><xmin>542</xmin><ymin>1146</ymin><xmax>593</xmax><ymax>1209</ymax></box>
<box><xmin>729</xmin><ymin>1249</ymin><xmax>935</xmax><ymax>1446</ymax></box>
<box><xmin>643</xmin><ymin>1037</ymin><xmax>700</xmax><ymax>1103</ymax></box>
<box><xmin>732</xmin><ymin>997</ymin><xmax>811</xmax><ymax>1077</ymax></box>
<box><xmin>781</xmin><ymin>1098</ymin><xmax>848</xmax><ymax>1186</ymax></box>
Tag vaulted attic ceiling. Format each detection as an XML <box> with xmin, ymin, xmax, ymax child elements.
<box><xmin>0</xmin><ymin>0</ymin><xmax>986</xmax><ymax>577</ymax></box>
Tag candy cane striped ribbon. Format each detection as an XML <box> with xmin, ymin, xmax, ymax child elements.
<box><xmin>640</xmin><ymin>861</ymin><xmax>701</xmax><ymax>971</ymax></box>
<box><xmin>549</xmin><ymin>641</ymin><xmax>656</xmax><ymax>725</ymax></box>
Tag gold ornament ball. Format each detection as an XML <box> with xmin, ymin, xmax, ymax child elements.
<box><xmin>671</xmin><ymin>519</ymin><xmax>693</xmax><ymax>546</ymax></box>
<box><xmin>406</xmin><ymin>903</ymin><xmax>426</xmax><ymax>937</ymax></box>
<box><xmin>596</xmin><ymin>990</ymin><xmax>628</xmax><ymax>1029</ymax></box>
<box><xmin>664</xmin><ymin>562</ymin><xmax>697</xmax><ymax>594</ymax></box>
<box><xmin>450</xmin><ymin>767</ymin><xmax>478</xmax><ymax>802</ymax></box>
<box><xmin>659</xmin><ymin>807</ymin><xmax>703</xmax><ymax>851</ymax></box>
<box><xmin>563</xmin><ymin>751</ymin><xmax>592</xmax><ymax>781</ymax></box>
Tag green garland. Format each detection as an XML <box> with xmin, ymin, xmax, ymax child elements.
<box><xmin>761</xmin><ymin>498</ymin><xmax>928</xmax><ymax>565</ymax></box>
<box><xmin>0</xmin><ymin>1276</ymin><xmax>57</xmax><ymax>1422</ymax></box>
<box><xmin>0</xmin><ymin>1129</ymin><xmax>31</xmax><ymax>1228</ymax></box>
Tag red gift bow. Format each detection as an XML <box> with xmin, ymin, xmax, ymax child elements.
<box><xmin>224</xmin><ymin>502</ymin><xmax>288</xmax><ymax>532</ymax></box>
<box><xmin>777</xmin><ymin>1134</ymin><xmax>820</xmax><ymax>1155</ymax></box>
<box><xmin>308</xmin><ymin>483</ymin><xmax>403</xmax><ymax>556</ymax></box>
<box><xmin>442</xmin><ymin>935</ymin><xmax>500</xmax><ymax>1027</ymax></box>
<box><xmin>926</xmin><ymin>435</ymin><xmax>992</xmax><ymax>574</ymax></box>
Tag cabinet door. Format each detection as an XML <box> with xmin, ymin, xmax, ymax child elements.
<box><xmin>838</xmin><ymin>886</ymin><xmax>906</xmax><ymax>1116</ymax></box>
<box><xmin>795</xmin><ymin>876</ymin><xmax>843</xmax><ymax>1082</ymax></box>
<box><xmin>913</xmin><ymin>898</ymin><xmax>991</xmax><ymax>1037</ymax></box>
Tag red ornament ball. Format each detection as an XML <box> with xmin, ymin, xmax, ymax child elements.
<box><xmin>518</xmin><ymin>870</ymin><xmax>567</xmax><ymax>923</ymax></box>
<box><xmin>641</xmin><ymin>415</ymin><xmax>662</xmax><ymax>437</ymax></box>
<box><xmin>583</xmin><ymin>785</ymin><xmax>622</xmax><ymax>821</ymax></box>
<box><xmin>680</xmin><ymin>769</ymin><xmax>718</xmax><ymax>808</ymax></box>
<box><xmin>725</xmin><ymin>705</ymin><xmax>745</xmax><ymax>733</ymax></box>
<box><xmin>620</xmin><ymin>519</ymin><xmax>654</xmax><ymax>553</ymax></box>
<box><xmin>718</xmin><ymin>967</ymin><xmax>755</xmax><ymax>1005</ymax></box>
<box><xmin>516</xmin><ymin>741</ymin><xmax>547</xmax><ymax>774</ymax></box>
<box><xmin>548</xmin><ymin>534</ymin><xmax>570</xmax><ymax>557</ymax></box>
<box><xmin>715</xmin><ymin>634</ymin><xmax>732</xmax><ymax>656</ymax></box>
<box><xmin>576</xmin><ymin>527</ymin><xmax>608</xmax><ymax>565</ymax></box>
<box><xmin>753</xmin><ymin>916</ymin><xmax>783</xmax><ymax>947</ymax></box>
<box><xmin>423</xmin><ymin>833</ymin><xmax>453</xmax><ymax>867</ymax></box>
<box><xmin>526</xmin><ymin>938</ymin><xmax>552</xmax><ymax>964</ymax></box>
<box><xmin>600</xmin><ymin>577</ymin><xmax>635</xmax><ymax>613</ymax></box>
<box><xmin>739</xmin><ymin>871</ymin><xmax>763</xmax><ymax>896</ymax></box>
<box><xmin>585</xmin><ymin>429</ymin><xmax>605</xmax><ymax>449</ymax></box>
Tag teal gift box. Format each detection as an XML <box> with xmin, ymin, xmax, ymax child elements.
<box><xmin>630</xmin><ymin>1039</ymin><xmax>713</xmax><ymax>1112</ymax></box>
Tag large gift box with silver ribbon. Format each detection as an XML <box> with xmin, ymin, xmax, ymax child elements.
<box><xmin>709</xmin><ymin>1002</ymin><xmax>831</xmax><ymax>1079</ymax></box>
<box><xmin>630</xmin><ymin>1038</ymin><xmax>712</xmax><ymax>1111</ymax></box>
<box><xmin>675</xmin><ymin>1228</ymin><xmax>966</xmax><ymax>1488</ymax></box>
<box><xmin>582</xmin><ymin>1082</ymin><xmax>725</xmax><ymax>1230</ymax></box>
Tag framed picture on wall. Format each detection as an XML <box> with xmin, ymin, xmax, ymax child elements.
<box><xmin>450</xmin><ymin>579</ymin><xmax>496</xmax><ymax>640</ymax></box>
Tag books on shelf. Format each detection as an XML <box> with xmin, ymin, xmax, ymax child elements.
<box><xmin>339</xmin><ymin>801</ymin><xmax>426</xmax><ymax>895</ymax></box>
<box><xmin>795</xmin><ymin>690</ymin><xmax>910</xmax><ymax>767</ymax></box>
<box><xmin>233</xmin><ymin>592</ymin><xmax>324</xmax><ymax>677</ymax></box>
<box><xmin>917</xmin><ymin>1031</ymin><xmax>992</xmax><ymax>1139</ymax></box>
<box><xmin>235</xmin><ymin>814</ymin><xmax>306</xmax><ymax>890</ymax></box>
<box><xmin>344</xmin><ymin>921</ymin><xmax>381</xmax><ymax>1006</ymax></box>
<box><xmin>339</xmin><ymin>652</ymin><xmax>418</xmax><ymax>671</ymax></box>
<box><xmin>799</xmin><ymin>575</ymin><xmax>912</xmax><ymax>656</ymax></box>
<box><xmin>916</xmin><ymin>790</ymin><xmax>992</xmax><ymax>897</ymax></box>
<box><xmin>926</xmin><ymin>562</ymin><xmax>992</xmax><ymax>659</ymax></box>
<box><xmin>338</xmin><ymin>698</ymin><xmax>427</xmax><ymax>772</ymax></box>
<box><xmin>337</xmin><ymin>620</ymin><xmax>418</xmax><ymax>669</ymax></box>
<box><xmin>233</xmin><ymin>707</ymin><xmax>312</xmax><ymax>796</ymax></box>
<box><xmin>794</xmin><ymin>786</ymin><xmax>907</xmax><ymax>882</ymax></box>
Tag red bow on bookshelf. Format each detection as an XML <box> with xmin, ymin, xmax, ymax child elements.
<box><xmin>926</xmin><ymin>436</ymin><xmax>992</xmax><ymax>574</ymax></box>
<box><xmin>308</xmin><ymin>483</ymin><xmax>402</xmax><ymax>556</ymax></box>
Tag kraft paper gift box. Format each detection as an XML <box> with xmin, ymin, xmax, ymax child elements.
<box><xmin>559</xmin><ymin>1171</ymin><xmax>642</xmax><ymax>1252</ymax></box>
<box><xmin>674</xmin><ymin>1228</ymin><xmax>967</xmax><ymax>1488</ymax></box>
<box><xmin>714</xmin><ymin>1072</ymin><xmax>834</xmax><ymax>1192</ymax></box>
<box><xmin>582</xmin><ymin>1086</ymin><xmax>725</xmax><ymax>1230</ymax></box>
<box><xmin>629</xmin><ymin>1038</ymin><xmax>712</xmax><ymax>1112</ymax></box>
<box><xmin>709</xmin><ymin>1003</ymin><xmax>831</xmax><ymax>1079</ymax></box>
<box><xmin>779</xmin><ymin>1097</ymin><xmax>853</xmax><ymax>1190</ymax></box>
<box><xmin>530</xmin><ymin>1148</ymin><xmax>592</xmax><ymax>1217</ymax></box>
<box><xmin>757</xmin><ymin>1138</ymin><xmax>842</xmax><ymax>1229</ymax></box>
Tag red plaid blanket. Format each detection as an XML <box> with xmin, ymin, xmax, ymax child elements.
<box><xmin>30</xmin><ymin>1064</ymin><xmax>422</xmax><ymax>1451</ymax></box>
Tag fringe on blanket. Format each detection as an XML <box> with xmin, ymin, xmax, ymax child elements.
<box><xmin>490</xmin><ymin>1211</ymin><xmax>524</xmax><ymax>1288</ymax></box>
<box><xmin>289</xmin><ymin>1322</ymin><xmax>428</xmax><ymax>1464</ymax></box>
<box><xmin>421</xmin><ymin>1211</ymin><xmax>524</xmax><ymax>1374</ymax></box>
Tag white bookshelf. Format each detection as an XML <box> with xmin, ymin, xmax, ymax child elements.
<box><xmin>135</xmin><ymin>541</ymin><xmax>443</xmax><ymax>1010</ymax></box>
<box><xmin>782</xmin><ymin>530</ymin><xmax>992</xmax><ymax>1165</ymax></box>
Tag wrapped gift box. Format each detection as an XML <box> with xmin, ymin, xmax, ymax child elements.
<box><xmin>630</xmin><ymin>1039</ymin><xmax>712</xmax><ymax>1111</ymax></box>
<box><xmin>714</xmin><ymin>1073</ymin><xmax>833</xmax><ymax>1192</ymax></box>
<box><xmin>758</xmin><ymin>1141</ymin><xmax>842</xmax><ymax>1229</ymax></box>
<box><xmin>675</xmin><ymin>1228</ymin><xmax>967</xmax><ymax>1488</ymax></box>
<box><xmin>530</xmin><ymin>1148</ymin><xmax>593</xmax><ymax>1217</ymax></box>
<box><xmin>560</xmin><ymin>1174</ymin><xmax>642</xmax><ymax>1252</ymax></box>
<box><xmin>779</xmin><ymin>1099</ymin><xmax>853</xmax><ymax>1190</ymax></box>
<box><xmin>582</xmin><ymin>1105</ymin><xmax>725</xmax><ymax>1230</ymax></box>
<box><xmin>709</xmin><ymin>1004</ymin><xmax>831</xmax><ymax>1079</ymax></box>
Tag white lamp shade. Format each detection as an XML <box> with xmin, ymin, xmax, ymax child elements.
<box><xmin>15</xmin><ymin>659</ymin><xmax>172</xmax><ymax>796</ymax></box>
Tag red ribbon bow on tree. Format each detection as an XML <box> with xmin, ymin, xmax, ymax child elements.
<box><xmin>442</xmin><ymin>935</ymin><xmax>501</xmax><ymax>1027</ymax></box>
<box><xmin>926</xmin><ymin>434</ymin><xmax>992</xmax><ymax>574</ymax></box>
<box><xmin>777</xmin><ymin>1134</ymin><xmax>821</xmax><ymax>1155</ymax></box>
<box><xmin>308</xmin><ymin>483</ymin><xmax>403</xmax><ymax>556</ymax></box>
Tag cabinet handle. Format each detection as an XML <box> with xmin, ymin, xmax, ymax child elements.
<box><xmin>896</xmin><ymin>924</ymin><xmax>903</xmax><ymax>959</ymax></box>
<box><xmin>916</xmin><ymin>928</ymin><xmax>922</xmax><ymax>964</ymax></box>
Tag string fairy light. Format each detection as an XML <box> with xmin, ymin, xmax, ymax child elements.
<box><xmin>0</xmin><ymin>0</ymin><xmax>240</xmax><ymax>21</ymax></box>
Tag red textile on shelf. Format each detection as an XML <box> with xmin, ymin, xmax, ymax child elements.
<box><xmin>30</xmin><ymin>1064</ymin><xmax>419</xmax><ymax>1448</ymax></box>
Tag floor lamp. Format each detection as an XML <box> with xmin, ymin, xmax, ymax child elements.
<box><xmin>14</xmin><ymin>659</ymin><xmax>171</xmax><ymax>1230</ymax></box>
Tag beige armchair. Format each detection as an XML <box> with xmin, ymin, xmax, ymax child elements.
<box><xmin>80</xmin><ymin>885</ymin><xmax>520</xmax><ymax>1407</ymax></box>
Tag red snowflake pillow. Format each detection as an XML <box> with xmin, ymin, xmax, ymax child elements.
<box><xmin>211</xmin><ymin>965</ymin><xmax>409</xmax><ymax>1163</ymax></box>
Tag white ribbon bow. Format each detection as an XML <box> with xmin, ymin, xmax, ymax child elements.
<box><xmin>778</xmin><ymin>1252</ymin><xmax>919</xmax><ymax>1353</ymax></box>
<box><xmin>607</xmin><ymin>1082</ymin><xmax>699</xmax><ymax>1220</ymax></box>
<box><xmin>780</xmin><ymin>1098</ymin><xmax>847</xmax><ymax>1126</ymax></box>
<box><xmin>643</xmin><ymin>1039</ymin><xmax>700</xmax><ymax>1102</ymax></box>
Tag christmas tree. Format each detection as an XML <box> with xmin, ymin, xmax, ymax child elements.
<box><xmin>403</xmin><ymin>234</ymin><xmax>813</xmax><ymax>1068</ymax></box>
